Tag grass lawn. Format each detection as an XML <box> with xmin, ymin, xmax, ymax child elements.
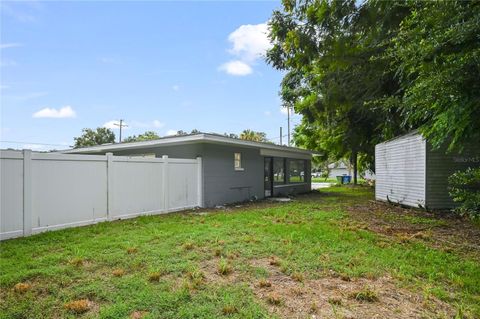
<box><xmin>1</xmin><ymin>186</ymin><xmax>479</xmax><ymax>318</ymax></box>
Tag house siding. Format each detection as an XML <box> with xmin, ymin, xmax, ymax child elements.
<box><xmin>375</xmin><ymin>133</ymin><xmax>426</xmax><ymax>208</ymax></box>
<box><xmin>71</xmin><ymin>142</ymin><xmax>312</xmax><ymax>207</ymax></box>
<box><xmin>426</xmin><ymin>143</ymin><xmax>480</xmax><ymax>210</ymax></box>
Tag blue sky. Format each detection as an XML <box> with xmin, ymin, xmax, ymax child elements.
<box><xmin>1</xmin><ymin>0</ymin><xmax>301</xmax><ymax>150</ymax></box>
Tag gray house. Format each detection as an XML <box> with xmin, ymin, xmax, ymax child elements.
<box><xmin>375</xmin><ymin>131</ymin><xmax>479</xmax><ymax>209</ymax></box>
<box><xmin>64</xmin><ymin>133</ymin><xmax>313</xmax><ymax>207</ymax></box>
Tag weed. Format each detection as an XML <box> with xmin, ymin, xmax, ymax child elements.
<box><xmin>266</xmin><ymin>292</ymin><xmax>281</xmax><ymax>305</ymax></box>
<box><xmin>69</xmin><ymin>257</ymin><xmax>84</xmax><ymax>267</ymax></box>
<box><xmin>350</xmin><ymin>287</ymin><xmax>378</xmax><ymax>302</ymax></box>
<box><xmin>291</xmin><ymin>272</ymin><xmax>304</xmax><ymax>282</ymax></box>
<box><xmin>13</xmin><ymin>283</ymin><xmax>31</xmax><ymax>293</ymax></box>
<box><xmin>258</xmin><ymin>278</ymin><xmax>272</xmax><ymax>288</ymax></box>
<box><xmin>183</xmin><ymin>241</ymin><xmax>194</xmax><ymax>250</ymax></box>
<box><xmin>328</xmin><ymin>297</ymin><xmax>342</xmax><ymax>305</ymax></box>
<box><xmin>269</xmin><ymin>256</ymin><xmax>280</xmax><ymax>266</ymax></box>
<box><xmin>309</xmin><ymin>302</ymin><xmax>318</xmax><ymax>313</ymax></box>
<box><xmin>127</xmin><ymin>247</ymin><xmax>138</xmax><ymax>254</ymax></box>
<box><xmin>112</xmin><ymin>268</ymin><xmax>125</xmax><ymax>277</ymax></box>
<box><xmin>222</xmin><ymin>305</ymin><xmax>238</xmax><ymax>315</ymax></box>
<box><xmin>148</xmin><ymin>272</ymin><xmax>161</xmax><ymax>282</ymax></box>
<box><xmin>64</xmin><ymin>299</ymin><xmax>91</xmax><ymax>314</ymax></box>
<box><xmin>218</xmin><ymin>258</ymin><xmax>232</xmax><ymax>276</ymax></box>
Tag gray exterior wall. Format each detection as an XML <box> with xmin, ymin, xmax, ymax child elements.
<box><xmin>81</xmin><ymin>142</ymin><xmax>311</xmax><ymax>207</ymax></box>
<box><xmin>426</xmin><ymin>143</ymin><xmax>480</xmax><ymax>210</ymax></box>
<box><xmin>201</xmin><ymin>144</ymin><xmax>264</xmax><ymax>207</ymax></box>
<box><xmin>375</xmin><ymin>133</ymin><xmax>426</xmax><ymax>208</ymax></box>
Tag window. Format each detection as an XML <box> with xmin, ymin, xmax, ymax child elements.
<box><xmin>234</xmin><ymin>152</ymin><xmax>243</xmax><ymax>171</ymax></box>
<box><xmin>288</xmin><ymin>159</ymin><xmax>306</xmax><ymax>183</ymax></box>
<box><xmin>273</xmin><ymin>158</ymin><xmax>285</xmax><ymax>184</ymax></box>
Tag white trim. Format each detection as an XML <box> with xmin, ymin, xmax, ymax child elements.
<box><xmin>234</xmin><ymin>167</ymin><xmax>245</xmax><ymax>171</ymax></box>
<box><xmin>31</xmin><ymin>217</ymin><xmax>108</xmax><ymax>234</ymax></box>
<box><xmin>260</xmin><ymin>148</ymin><xmax>311</xmax><ymax>160</ymax></box>
<box><xmin>0</xmin><ymin>230</ymin><xmax>24</xmax><ymax>240</ymax></box>
<box><xmin>61</xmin><ymin>133</ymin><xmax>314</xmax><ymax>156</ymax></box>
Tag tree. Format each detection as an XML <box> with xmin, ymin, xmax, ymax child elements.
<box><xmin>390</xmin><ymin>0</ymin><xmax>480</xmax><ymax>151</ymax></box>
<box><xmin>267</xmin><ymin>0</ymin><xmax>410</xmax><ymax>183</ymax></box>
<box><xmin>123</xmin><ymin>131</ymin><xmax>161</xmax><ymax>143</ymax></box>
<box><xmin>239</xmin><ymin>129</ymin><xmax>268</xmax><ymax>142</ymax></box>
<box><xmin>74</xmin><ymin>127</ymin><xmax>115</xmax><ymax>148</ymax></box>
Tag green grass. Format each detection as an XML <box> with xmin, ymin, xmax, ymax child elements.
<box><xmin>1</xmin><ymin>186</ymin><xmax>479</xmax><ymax>318</ymax></box>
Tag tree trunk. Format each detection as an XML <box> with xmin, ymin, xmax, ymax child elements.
<box><xmin>352</xmin><ymin>151</ymin><xmax>358</xmax><ymax>185</ymax></box>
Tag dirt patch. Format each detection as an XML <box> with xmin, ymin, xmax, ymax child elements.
<box><xmin>250</xmin><ymin>258</ymin><xmax>453</xmax><ymax>319</ymax></box>
<box><xmin>199</xmin><ymin>257</ymin><xmax>242</xmax><ymax>285</ymax></box>
<box><xmin>345</xmin><ymin>201</ymin><xmax>480</xmax><ymax>260</ymax></box>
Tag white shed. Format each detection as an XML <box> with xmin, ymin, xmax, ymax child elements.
<box><xmin>375</xmin><ymin>132</ymin><xmax>479</xmax><ymax>210</ymax></box>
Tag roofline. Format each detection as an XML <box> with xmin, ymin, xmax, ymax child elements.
<box><xmin>61</xmin><ymin>133</ymin><xmax>315</xmax><ymax>155</ymax></box>
<box><xmin>376</xmin><ymin>130</ymin><xmax>422</xmax><ymax>145</ymax></box>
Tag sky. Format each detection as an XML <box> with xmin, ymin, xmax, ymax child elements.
<box><xmin>0</xmin><ymin>0</ymin><xmax>302</xmax><ymax>151</ymax></box>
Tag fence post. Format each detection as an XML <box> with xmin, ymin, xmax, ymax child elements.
<box><xmin>106</xmin><ymin>153</ymin><xmax>114</xmax><ymax>220</ymax></box>
<box><xmin>23</xmin><ymin>149</ymin><xmax>32</xmax><ymax>236</ymax></box>
<box><xmin>162</xmin><ymin>155</ymin><xmax>169</xmax><ymax>212</ymax></box>
<box><xmin>196</xmin><ymin>156</ymin><xmax>203</xmax><ymax>207</ymax></box>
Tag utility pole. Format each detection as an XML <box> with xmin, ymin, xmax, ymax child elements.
<box><xmin>114</xmin><ymin>119</ymin><xmax>128</xmax><ymax>143</ymax></box>
<box><xmin>280</xmin><ymin>127</ymin><xmax>283</xmax><ymax>145</ymax></box>
<box><xmin>287</xmin><ymin>106</ymin><xmax>291</xmax><ymax>146</ymax></box>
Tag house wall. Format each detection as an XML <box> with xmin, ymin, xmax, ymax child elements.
<box><xmin>201</xmin><ymin>144</ymin><xmax>264</xmax><ymax>207</ymax></box>
<box><xmin>74</xmin><ymin>143</ymin><xmax>312</xmax><ymax>207</ymax></box>
<box><xmin>426</xmin><ymin>143</ymin><xmax>480</xmax><ymax>210</ymax></box>
<box><xmin>375</xmin><ymin>133</ymin><xmax>426</xmax><ymax>208</ymax></box>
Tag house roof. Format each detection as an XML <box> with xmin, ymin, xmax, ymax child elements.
<box><xmin>61</xmin><ymin>133</ymin><xmax>315</xmax><ymax>156</ymax></box>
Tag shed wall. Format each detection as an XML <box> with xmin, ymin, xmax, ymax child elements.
<box><xmin>426</xmin><ymin>143</ymin><xmax>480</xmax><ymax>209</ymax></box>
<box><xmin>375</xmin><ymin>133</ymin><xmax>426</xmax><ymax>208</ymax></box>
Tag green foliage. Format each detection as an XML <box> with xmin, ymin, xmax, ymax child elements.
<box><xmin>239</xmin><ymin>129</ymin><xmax>268</xmax><ymax>142</ymax></box>
<box><xmin>73</xmin><ymin>127</ymin><xmax>115</xmax><ymax>148</ymax></box>
<box><xmin>390</xmin><ymin>1</ymin><xmax>480</xmax><ymax>151</ymax></box>
<box><xmin>449</xmin><ymin>168</ymin><xmax>480</xmax><ymax>219</ymax></box>
<box><xmin>267</xmin><ymin>0</ymin><xmax>411</xmax><ymax>181</ymax></box>
<box><xmin>123</xmin><ymin>131</ymin><xmax>161</xmax><ymax>143</ymax></box>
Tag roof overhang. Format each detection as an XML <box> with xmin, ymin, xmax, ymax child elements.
<box><xmin>61</xmin><ymin>133</ymin><xmax>314</xmax><ymax>158</ymax></box>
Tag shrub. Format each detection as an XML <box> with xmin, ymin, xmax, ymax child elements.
<box><xmin>448</xmin><ymin>167</ymin><xmax>480</xmax><ymax>219</ymax></box>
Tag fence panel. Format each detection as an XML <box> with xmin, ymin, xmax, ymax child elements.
<box><xmin>0</xmin><ymin>151</ymin><xmax>202</xmax><ymax>240</ymax></box>
<box><xmin>0</xmin><ymin>151</ymin><xmax>24</xmax><ymax>240</ymax></box>
<box><xmin>110</xmin><ymin>159</ymin><xmax>165</xmax><ymax>219</ymax></box>
<box><xmin>30</xmin><ymin>154</ymin><xmax>108</xmax><ymax>234</ymax></box>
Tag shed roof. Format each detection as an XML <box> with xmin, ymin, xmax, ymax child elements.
<box><xmin>62</xmin><ymin>133</ymin><xmax>315</xmax><ymax>156</ymax></box>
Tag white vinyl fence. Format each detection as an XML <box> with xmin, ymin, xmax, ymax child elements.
<box><xmin>0</xmin><ymin>150</ymin><xmax>203</xmax><ymax>240</ymax></box>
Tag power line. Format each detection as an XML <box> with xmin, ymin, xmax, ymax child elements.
<box><xmin>0</xmin><ymin>140</ymin><xmax>70</xmax><ymax>147</ymax></box>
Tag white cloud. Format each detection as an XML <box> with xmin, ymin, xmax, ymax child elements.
<box><xmin>219</xmin><ymin>60</ymin><xmax>253</xmax><ymax>76</ymax></box>
<box><xmin>264</xmin><ymin>111</ymin><xmax>272</xmax><ymax>116</ymax></box>
<box><xmin>280</xmin><ymin>106</ymin><xmax>289</xmax><ymax>115</ymax></box>
<box><xmin>0</xmin><ymin>43</ymin><xmax>22</xmax><ymax>49</ymax></box>
<box><xmin>219</xmin><ymin>22</ymin><xmax>272</xmax><ymax>76</ymax></box>
<box><xmin>0</xmin><ymin>85</ymin><xmax>9</xmax><ymax>90</ymax></box>
<box><xmin>166</xmin><ymin>129</ymin><xmax>177</xmax><ymax>136</ymax></box>
<box><xmin>172</xmin><ymin>85</ymin><xmax>180</xmax><ymax>91</ymax></box>
<box><xmin>152</xmin><ymin>120</ymin><xmax>164</xmax><ymax>128</ymax></box>
<box><xmin>33</xmin><ymin>106</ymin><xmax>76</xmax><ymax>118</ymax></box>
<box><xmin>228</xmin><ymin>23</ymin><xmax>272</xmax><ymax>62</ymax></box>
<box><xmin>0</xmin><ymin>59</ymin><xmax>17</xmax><ymax>67</ymax></box>
<box><xmin>22</xmin><ymin>144</ymin><xmax>45</xmax><ymax>150</ymax></box>
<box><xmin>103</xmin><ymin>120</ymin><xmax>129</xmax><ymax>130</ymax></box>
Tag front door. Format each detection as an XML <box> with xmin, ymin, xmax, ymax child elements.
<box><xmin>264</xmin><ymin>157</ymin><xmax>273</xmax><ymax>197</ymax></box>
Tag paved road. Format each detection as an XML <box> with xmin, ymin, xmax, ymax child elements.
<box><xmin>312</xmin><ymin>182</ymin><xmax>334</xmax><ymax>189</ymax></box>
